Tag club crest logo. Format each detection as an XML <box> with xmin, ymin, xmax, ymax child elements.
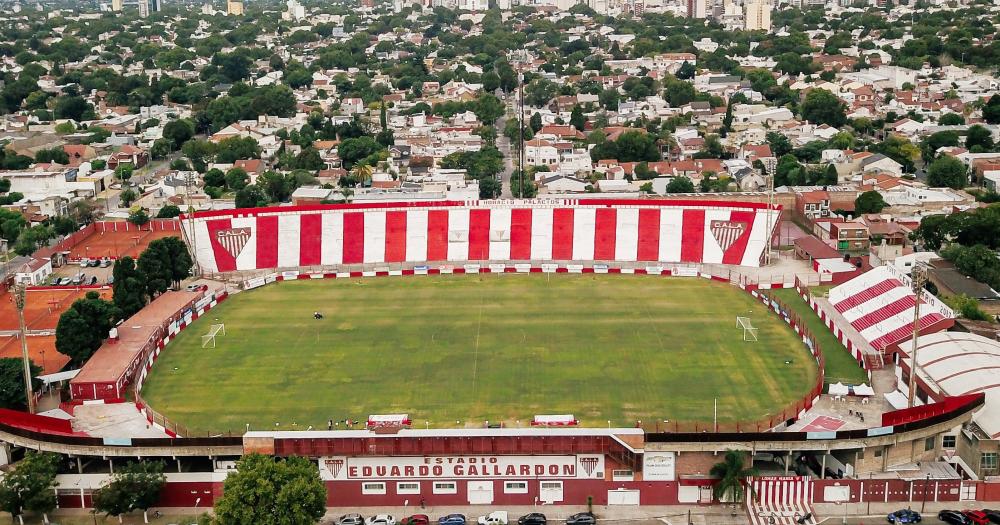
<box><xmin>325</xmin><ymin>459</ymin><xmax>345</xmax><ymax>478</ymax></box>
<box><xmin>710</xmin><ymin>221</ymin><xmax>747</xmax><ymax>252</ymax></box>
<box><xmin>579</xmin><ymin>456</ymin><xmax>600</xmax><ymax>476</ymax></box>
<box><xmin>215</xmin><ymin>227</ymin><xmax>251</xmax><ymax>258</ymax></box>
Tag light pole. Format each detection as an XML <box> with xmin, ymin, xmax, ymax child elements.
<box><xmin>13</xmin><ymin>283</ymin><xmax>36</xmax><ymax>414</ymax></box>
<box><xmin>907</xmin><ymin>264</ymin><xmax>928</xmax><ymax>408</ymax></box>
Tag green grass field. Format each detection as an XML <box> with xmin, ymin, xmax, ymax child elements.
<box><xmin>768</xmin><ymin>288</ymin><xmax>869</xmax><ymax>385</ymax></box>
<box><xmin>140</xmin><ymin>275</ymin><xmax>818</xmax><ymax>433</ymax></box>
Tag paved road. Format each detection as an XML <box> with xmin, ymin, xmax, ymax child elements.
<box><xmin>496</xmin><ymin>113</ymin><xmax>515</xmax><ymax>198</ymax></box>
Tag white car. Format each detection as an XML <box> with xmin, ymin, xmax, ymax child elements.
<box><xmin>478</xmin><ymin>512</ymin><xmax>508</xmax><ymax>525</ymax></box>
<box><xmin>367</xmin><ymin>515</ymin><xmax>396</xmax><ymax>525</ymax></box>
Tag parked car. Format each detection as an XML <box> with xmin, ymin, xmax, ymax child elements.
<box><xmin>939</xmin><ymin>510</ymin><xmax>971</xmax><ymax>525</ymax></box>
<box><xmin>367</xmin><ymin>515</ymin><xmax>395</xmax><ymax>525</ymax></box>
<box><xmin>566</xmin><ymin>514</ymin><xmax>595</xmax><ymax>525</ymax></box>
<box><xmin>106</xmin><ymin>275</ymin><xmax>114</xmax><ymax>285</ymax></box>
<box><xmin>964</xmin><ymin>511</ymin><xmax>991</xmax><ymax>525</ymax></box>
<box><xmin>887</xmin><ymin>509</ymin><xmax>921</xmax><ymax>523</ymax></box>
<box><xmin>438</xmin><ymin>515</ymin><xmax>466</xmax><ymax>525</ymax></box>
<box><xmin>79</xmin><ymin>259</ymin><xmax>90</xmax><ymax>267</ymax></box>
<box><xmin>186</xmin><ymin>284</ymin><xmax>204</xmax><ymax>292</ymax></box>
<box><xmin>517</xmin><ymin>514</ymin><xmax>546</xmax><ymax>525</ymax></box>
<box><xmin>99</xmin><ymin>258</ymin><xmax>111</xmax><ymax>268</ymax></box>
<box><xmin>478</xmin><ymin>512</ymin><xmax>507</xmax><ymax>525</ymax></box>
<box><xmin>982</xmin><ymin>509</ymin><xmax>1000</xmax><ymax>523</ymax></box>
<box><xmin>70</xmin><ymin>273</ymin><xmax>85</xmax><ymax>285</ymax></box>
<box><xmin>338</xmin><ymin>514</ymin><xmax>365</xmax><ymax>525</ymax></box>
<box><xmin>56</xmin><ymin>277</ymin><xmax>71</xmax><ymax>285</ymax></box>
<box><xmin>401</xmin><ymin>515</ymin><xmax>430</xmax><ymax>525</ymax></box>
<box><xmin>87</xmin><ymin>259</ymin><xmax>100</xmax><ymax>267</ymax></box>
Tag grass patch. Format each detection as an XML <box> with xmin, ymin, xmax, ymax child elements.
<box><xmin>141</xmin><ymin>275</ymin><xmax>818</xmax><ymax>433</ymax></box>
<box><xmin>769</xmin><ymin>288</ymin><xmax>869</xmax><ymax>385</ymax></box>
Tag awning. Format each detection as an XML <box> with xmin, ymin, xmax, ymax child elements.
<box><xmin>36</xmin><ymin>369</ymin><xmax>80</xmax><ymax>385</ymax></box>
<box><xmin>854</xmin><ymin>383</ymin><xmax>875</xmax><ymax>396</ymax></box>
<box><xmin>885</xmin><ymin>390</ymin><xmax>909</xmax><ymax>410</ymax></box>
<box><xmin>828</xmin><ymin>382</ymin><xmax>849</xmax><ymax>396</ymax></box>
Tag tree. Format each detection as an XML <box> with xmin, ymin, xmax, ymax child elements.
<box><xmin>666</xmin><ymin>176</ymin><xmax>694</xmax><ymax>193</ymax></box>
<box><xmin>0</xmin><ymin>358</ymin><xmax>41</xmax><ymax>410</ymax></box>
<box><xmin>927</xmin><ymin>155</ymin><xmax>968</xmax><ymax>189</ymax></box>
<box><xmin>225</xmin><ymin>168</ymin><xmax>250</xmax><ymax>190</ymax></box>
<box><xmin>710</xmin><ymin>450</ymin><xmax>757</xmax><ymax>503</ymax></box>
<box><xmin>213</xmin><ymin>454</ymin><xmax>326</xmax><ymax>525</ymax></box>
<box><xmin>55</xmin><ymin>291</ymin><xmax>120</xmax><ymax>365</ymax></box>
<box><xmin>569</xmin><ymin>105</ymin><xmax>585</xmax><ymax>132</ymax></box>
<box><xmin>115</xmin><ymin>164</ymin><xmax>134</xmax><ymax>182</ymax></box>
<box><xmin>337</xmin><ymin>137</ymin><xmax>383</xmax><ymax>170</ymax></box>
<box><xmin>509</xmin><ymin>170</ymin><xmax>538</xmax><ymax>198</ymax></box>
<box><xmin>203</xmin><ymin>168</ymin><xmax>226</xmax><ymax>188</ymax></box>
<box><xmin>128</xmin><ymin>208</ymin><xmax>150</xmax><ymax>229</ymax></box>
<box><xmin>137</xmin><ymin>237</ymin><xmax>193</xmax><ymax>296</ymax></box>
<box><xmin>93</xmin><ymin>461</ymin><xmax>166</xmax><ymax>524</ymax></box>
<box><xmin>921</xmin><ymin>131</ymin><xmax>960</xmax><ymax>163</ymax></box>
<box><xmin>766</xmin><ymin>132</ymin><xmax>793</xmax><ymax>158</ymax></box>
<box><xmin>119</xmin><ymin>187</ymin><xmax>138</xmax><ymax>208</ymax></box>
<box><xmin>479</xmin><ymin>177</ymin><xmax>501</xmax><ymax>199</ymax></box>
<box><xmin>965</xmin><ymin>125</ymin><xmax>995</xmax><ymax>152</ymax></box>
<box><xmin>855</xmin><ymin>190</ymin><xmax>887</xmax><ymax>214</ymax></box>
<box><xmin>598</xmin><ymin>88</ymin><xmax>619</xmax><ymax>111</ymax></box>
<box><xmin>150</xmin><ymin>139</ymin><xmax>172</xmax><ymax>160</ymax></box>
<box><xmin>800</xmin><ymin>89</ymin><xmax>847</xmax><ymax>127</ymax></box>
<box><xmin>53</xmin><ymin>95</ymin><xmax>93</xmax><ymax>120</ymax></box>
<box><xmin>472</xmin><ymin>94</ymin><xmax>504</xmax><ymax>125</ymax></box>
<box><xmin>983</xmin><ymin>94</ymin><xmax>1000</xmax><ymax>125</ymax></box>
<box><xmin>34</xmin><ymin>147</ymin><xmax>69</xmax><ymax>165</ymax></box>
<box><xmin>235</xmin><ymin>185</ymin><xmax>269</xmax><ymax>208</ymax></box>
<box><xmin>938</xmin><ymin>113</ymin><xmax>965</xmax><ymax>126</ymax></box>
<box><xmin>676</xmin><ymin>61</ymin><xmax>696</xmax><ymax>80</ymax></box>
<box><xmin>162</xmin><ymin>119</ymin><xmax>195</xmax><ymax>147</ymax></box>
<box><xmin>215</xmin><ymin>136</ymin><xmax>261</xmax><ymax>163</ymax></box>
<box><xmin>0</xmin><ymin>452</ymin><xmax>60</xmax><ymax>524</ymax></box>
<box><xmin>157</xmin><ymin>205</ymin><xmax>181</xmax><ymax>219</ymax></box>
<box><xmin>113</xmin><ymin>256</ymin><xmax>147</xmax><ymax>319</ymax></box>
<box><xmin>529</xmin><ymin>112</ymin><xmax>543</xmax><ymax>133</ymax></box>
<box><xmin>49</xmin><ymin>215</ymin><xmax>77</xmax><ymax>236</ymax></box>
<box><xmin>482</xmin><ymin>71</ymin><xmax>500</xmax><ymax>93</ymax></box>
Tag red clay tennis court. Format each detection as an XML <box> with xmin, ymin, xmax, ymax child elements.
<box><xmin>0</xmin><ymin>287</ymin><xmax>113</xmax><ymax>331</ymax></box>
<box><xmin>800</xmin><ymin>415</ymin><xmax>846</xmax><ymax>432</ymax></box>
<box><xmin>66</xmin><ymin>229</ymin><xmax>179</xmax><ymax>261</ymax></box>
<box><xmin>0</xmin><ymin>335</ymin><xmax>70</xmax><ymax>375</ymax></box>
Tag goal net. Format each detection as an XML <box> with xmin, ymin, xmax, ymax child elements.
<box><xmin>736</xmin><ymin>317</ymin><xmax>758</xmax><ymax>342</ymax></box>
<box><xmin>201</xmin><ymin>324</ymin><xmax>226</xmax><ymax>348</ymax></box>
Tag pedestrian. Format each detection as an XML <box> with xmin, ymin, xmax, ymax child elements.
<box><xmin>328</xmin><ymin>419</ymin><xmax>333</xmax><ymax>431</ymax></box>
<box><xmin>420</xmin><ymin>497</ymin><xmax>426</xmax><ymax>509</ymax></box>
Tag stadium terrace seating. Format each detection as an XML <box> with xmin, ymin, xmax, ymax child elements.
<box><xmin>184</xmin><ymin>200</ymin><xmax>781</xmax><ymax>273</ymax></box>
<box><xmin>829</xmin><ymin>266</ymin><xmax>954</xmax><ymax>352</ymax></box>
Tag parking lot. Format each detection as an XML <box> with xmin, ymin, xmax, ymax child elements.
<box><xmin>48</xmin><ymin>259</ymin><xmax>115</xmax><ymax>286</ymax></box>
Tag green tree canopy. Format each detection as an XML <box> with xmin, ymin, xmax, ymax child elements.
<box><xmin>213</xmin><ymin>454</ymin><xmax>327</xmax><ymax>525</ymax></box>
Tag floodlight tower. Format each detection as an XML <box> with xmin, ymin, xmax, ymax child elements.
<box><xmin>12</xmin><ymin>283</ymin><xmax>36</xmax><ymax>414</ymax></box>
<box><xmin>906</xmin><ymin>264</ymin><xmax>929</xmax><ymax>408</ymax></box>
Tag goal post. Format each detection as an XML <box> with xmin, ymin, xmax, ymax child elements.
<box><xmin>201</xmin><ymin>324</ymin><xmax>226</xmax><ymax>348</ymax></box>
<box><xmin>736</xmin><ymin>316</ymin><xmax>758</xmax><ymax>342</ymax></box>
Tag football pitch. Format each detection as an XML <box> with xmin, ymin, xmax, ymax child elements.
<box><xmin>139</xmin><ymin>275</ymin><xmax>818</xmax><ymax>434</ymax></box>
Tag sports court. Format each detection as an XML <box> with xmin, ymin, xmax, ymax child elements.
<box><xmin>0</xmin><ymin>287</ymin><xmax>113</xmax><ymax>331</ymax></box>
<box><xmin>0</xmin><ymin>335</ymin><xmax>69</xmax><ymax>374</ymax></box>
<box><xmin>65</xmin><ymin>229</ymin><xmax>179</xmax><ymax>260</ymax></box>
<box><xmin>799</xmin><ymin>415</ymin><xmax>846</xmax><ymax>432</ymax></box>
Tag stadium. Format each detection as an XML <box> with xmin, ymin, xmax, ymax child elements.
<box><xmin>0</xmin><ymin>199</ymin><xmax>993</xmax><ymax>524</ymax></box>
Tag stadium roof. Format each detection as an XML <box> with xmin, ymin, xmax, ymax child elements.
<box><xmin>902</xmin><ymin>331</ymin><xmax>1000</xmax><ymax>439</ymax></box>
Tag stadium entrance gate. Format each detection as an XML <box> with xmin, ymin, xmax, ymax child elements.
<box><xmin>746</xmin><ymin>476</ymin><xmax>816</xmax><ymax>525</ymax></box>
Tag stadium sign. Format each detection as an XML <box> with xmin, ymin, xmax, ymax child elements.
<box><xmin>642</xmin><ymin>452</ymin><xmax>676</xmax><ymax>481</ymax></box>
<box><xmin>319</xmin><ymin>455</ymin><xmax>605</xmax><ymax>481</ymax></box>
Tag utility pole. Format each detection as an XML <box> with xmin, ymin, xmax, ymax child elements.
<box><xmin>184</xmin><ymin>172</ymin><xmax>201</xmax><ymax>277</ymax></box>
<box><xmin>13</xmin><ymin>283</ymin><xmax>36</xmax><ymax>414</ymax></box>
<box><xmin>763</xmin><ymin>160</ymin><xmax>776</xmax><ymax>266</ymax></box>
<box><xmin>907</xmin><ymin>264</ymin><xmax>928</xmax><ymax>408</ymax></box>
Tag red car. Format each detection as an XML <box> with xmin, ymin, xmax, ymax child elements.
<box><xmin>402</xmin><ymin>516</ymin><xmax>430</xmax><ymax>525</ymax></box>
<box><xmin>964</xmin><ymin>510</ymin><xmax>990</xmax><ymax>525</ymax></box>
